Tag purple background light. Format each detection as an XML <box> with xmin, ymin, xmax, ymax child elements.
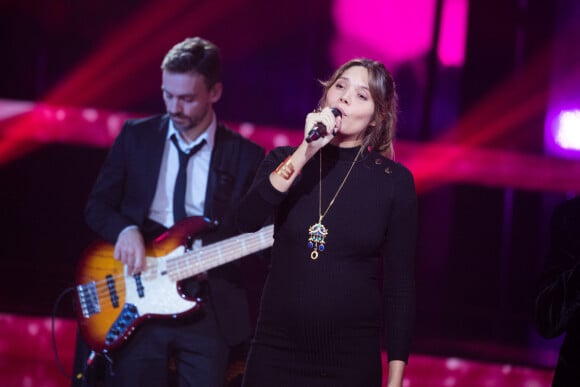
<box><xmin>556</xmin><ymin>110</ymin><xmax>580</xmax><ymax>150</ymax></box>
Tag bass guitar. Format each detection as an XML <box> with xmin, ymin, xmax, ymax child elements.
<box><xmin>74</xmin><ymin>217</ymin><xmax>273</xmax><ymax>353</ymax></box>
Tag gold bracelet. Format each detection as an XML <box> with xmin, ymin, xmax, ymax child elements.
<box><xmin>274</xmin><ymin>156</ymin><xmax>295</xmax><ymax>180</ymax></box>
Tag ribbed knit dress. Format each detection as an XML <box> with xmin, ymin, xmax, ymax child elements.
<box><xmin>236</xmin><ymin>144</ymin><xmax>417</xmax><ymax>387</ymax></box>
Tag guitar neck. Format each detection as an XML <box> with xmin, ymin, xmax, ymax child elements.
<box><xmin>167</xmin><ymin>225</ymin><xmax>273</xmax><ymax>281</ymax></box>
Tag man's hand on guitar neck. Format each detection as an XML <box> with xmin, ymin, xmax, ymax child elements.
<box><xmin>115</xmin><ymin>226</ymin><xmax>146</xmax><ymax>275</ymax></box>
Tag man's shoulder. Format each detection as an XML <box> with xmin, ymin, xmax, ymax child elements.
<box><xmin>216</xmin><ymin>123</ymin><xmax>265</xmax><ymax>155</ymax></box>
<box><xmin>124</xmin><ymin>114</ymin><xmax>167</xmax><ymax>130</ymax></box>
<box><xmin>109</xmin><ymin>115</ymin><xmax>167</xmax><ymax>146</ymax></box>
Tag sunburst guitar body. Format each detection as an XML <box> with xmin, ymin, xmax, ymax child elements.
<box><xmin>74</xmin><ymin>217</ymin><xmax>273</xmax><ymax>353</ymax></box>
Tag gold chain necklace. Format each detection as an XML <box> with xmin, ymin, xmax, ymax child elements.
<box><xmin>307</xmin><ymin>146</ymin><xmax>363</xmax><ymax>260</ymax></box>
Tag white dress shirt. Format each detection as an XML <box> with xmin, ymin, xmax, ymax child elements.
<box><xmin>148</xmin><ymin>114</ymin><xmax>216</xmax><ymax>228</ymax></box>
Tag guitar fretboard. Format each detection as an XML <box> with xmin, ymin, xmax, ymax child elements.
<box><xmin>166</xmin><ymin>225</ymin><xmax>274</xmax><ymax>281</ymax></box>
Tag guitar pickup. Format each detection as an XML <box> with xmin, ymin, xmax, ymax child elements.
<box><xmin>133</xmin><ymin>273</ymin><xmax>145</xmax><ymax>298</ymax></box>
<box><xmin>77</xmin><ymin>281</ymin><xmax>100</xmax><ymax>318</ymax></box>
<box><xmin>106</xmin><ymin>274</ymin><xmax>120</xmax><ymax>308</ymax></box>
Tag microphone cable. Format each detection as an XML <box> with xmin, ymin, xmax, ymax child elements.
<box><xmin>51</xmin><ymin>286</ymin><xmax>76</xmax><ymax>382</ymax></box>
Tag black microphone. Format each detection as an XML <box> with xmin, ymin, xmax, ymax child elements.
<box><xmin>305</xmin><ymin>108</ymin><xmax>342</xmax><ymax>143</ymax></box>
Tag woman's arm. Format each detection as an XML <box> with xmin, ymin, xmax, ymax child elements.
<box><xmin>236</xmin><ymin>107</ymin><xmax>341</xmax><ymax>232</ymax></box>
<box><xmin>382</xmin><ymin>166</ymin><xmax>417</xmax><ymax>366</ymax></box>
<box><xmin>269</xmin><ymin>107</ymin><xmax>341</xmax><ymax>192</ymax></box>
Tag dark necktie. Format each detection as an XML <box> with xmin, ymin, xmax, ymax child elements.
<box><xmin>170</xmin><ymin>134</ymin><xmax>206</xmax><ymax>223</ymax></box>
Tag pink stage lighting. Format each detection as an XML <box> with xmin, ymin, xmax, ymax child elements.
<box><xmin>331</xmin><ymin>0</ymin><xmax>468</xmax><ymax>71</ymax></box>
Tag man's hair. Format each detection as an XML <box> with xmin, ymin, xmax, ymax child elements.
<box><xmin>161</xmin><ymin>37</ymin><xmax>222</xmax><ymax>89</ymax></box>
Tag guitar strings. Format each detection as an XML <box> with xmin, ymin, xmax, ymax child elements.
<box><xmin>165</xmin><ymin>225</ymin><xmax>274</xmax><ymax>279</ymax></box>
<box><xmin>165</xmin><ymin>232</ymin><xmax>270</xmax><ymax>279</ymax></box>
<box><xmin>87</xmin><ymin>238</ymin><xmax>269</xmax><ymax>307</ymax></box>
<box><xmin>88</xmin><ymin>235</ymin><xmax>270</xmax><ymax>296</ymax></box>
<box><xmin>82</xmin><ymin>227</ymin><xmax>273</xmax><ymax>308</ymax></box>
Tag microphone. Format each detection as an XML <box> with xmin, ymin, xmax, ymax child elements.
<box><xmin>305</xmin><ymin>107</ymin><xmax>342</xmax><ymax>143</ymax></box>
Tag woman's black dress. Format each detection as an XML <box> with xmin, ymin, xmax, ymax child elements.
<box><xmin>237</xmin><ymin>145</ymin><xmax>417</xmax><ymax>387</ymax></box>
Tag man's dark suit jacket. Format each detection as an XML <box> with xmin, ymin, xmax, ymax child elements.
<box><xmin>85</xmin><ymin>114</ymin><xmax>266</xmax><ymax>346</ymax></box>
<box><xmin>534</xmin><ymin>196</ymin><xmax>580</xmax><ymax>386</ymax></box>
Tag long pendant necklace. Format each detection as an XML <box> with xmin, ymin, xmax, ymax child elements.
<box><xmin>307</xmin><ymin>146</ymin><xmax>363</xmax><ymax>260</ymax></box>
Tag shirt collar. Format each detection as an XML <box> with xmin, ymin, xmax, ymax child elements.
<box><xmin>167</xmin><ymin>113</ymin><xmax>216</xmax><ymax>152</ymax></box>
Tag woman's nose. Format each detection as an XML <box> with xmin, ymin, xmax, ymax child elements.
<box><xmin>339</xmin><ymin>92</ymin><xmax>350</xmax><ymax>104</ymax></box>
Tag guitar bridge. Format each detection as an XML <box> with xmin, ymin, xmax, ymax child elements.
<box><xmin>77</xmin><ymin>282</ymin><xmax>100</xmax><ymax>318</ymax></box>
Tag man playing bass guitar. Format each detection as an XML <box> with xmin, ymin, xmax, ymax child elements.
<box><xmin>72</xmin><ymin>36</ymin><xmax>265</xmax><ymax>387</ymax></box>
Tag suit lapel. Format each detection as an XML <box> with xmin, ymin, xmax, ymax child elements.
<box><xmin>204</xmin><ymin>124</ymin><xmax>236</xmax><ymax>223</ymax></box>
<box><xmin>142</xmin><ymin>115</ymin><xmax>170</xmax><ymax>210</ymax></box>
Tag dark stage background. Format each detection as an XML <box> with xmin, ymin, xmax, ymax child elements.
<box><xmin>1</xmin><ymin>0</ymin><xmax>579</xmax><ymax>377</ymax></box>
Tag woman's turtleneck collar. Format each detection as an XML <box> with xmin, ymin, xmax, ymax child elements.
<box><xmin>321</xmin><ymin>143</ymin><xmax>366</xmax><ymax>162</ymax></box>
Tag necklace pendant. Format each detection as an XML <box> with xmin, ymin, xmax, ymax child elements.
<box><xmin>307</xmin><ymin>222</ymin><xmax>328</xmax><ymax>260</ymax></box>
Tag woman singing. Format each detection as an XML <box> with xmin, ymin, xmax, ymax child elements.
<box><xmin>237</xmin><ymin>58</ymin><xmax>417</xmax><ymax>387</ymax></box>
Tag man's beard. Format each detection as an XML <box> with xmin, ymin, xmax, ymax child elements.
<box><xmin>170</xmin><ymin>105</ymin><xmax>209</xmax><ymax>132</ymax></box>
<box><xmin>170</xmin><ymin>114</ymin><xmax>195</xmax><ymax>131</ymax></box>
